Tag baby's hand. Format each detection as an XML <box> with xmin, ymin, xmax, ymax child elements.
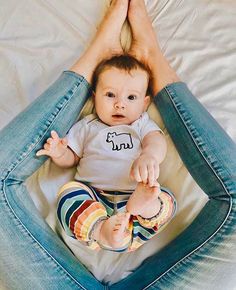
<box><xmin>36</xmin><ymin>130</ymin><xmax>68</xmax><ymax>159</ymax></box>
<box><xmin>130</xmin><ymin>153</ymin><xmax>160</xmax><ymax>187</ymax></box>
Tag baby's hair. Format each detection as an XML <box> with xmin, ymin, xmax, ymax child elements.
<box><xmin>92</xmin><ymin>54</ymin><xmax>153</xmax><ymax>97</ymax></box>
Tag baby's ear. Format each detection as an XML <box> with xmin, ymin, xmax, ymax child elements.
<box><xmin>144</xmin><ymin>95</ymin><xmax>151</xmax><ymax>110</ymax></box>
<box><xmin>92</xmin><ymin>91</ymin><xmax>96</xmax><ymax>100</ymax></box>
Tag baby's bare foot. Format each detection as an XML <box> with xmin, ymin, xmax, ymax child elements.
<box><xmin>126</xmin><ymin>182</ymin><xmax>161</xmax><ymax>218</ymax></box>
<box><xmin>128</xmin><ymin>0</ymin><xmax>160</xmax><ymax>63</ymax></box>
<box><xmin>94</xmin><ymin>212</ymin><xmax>131</xmax><ymax>249</ymax></box>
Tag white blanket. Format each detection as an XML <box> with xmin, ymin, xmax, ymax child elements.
<box><xmin>1</xmin><ymin>0</ymin><xmax>236</xmax><ymax>284</ymax></box>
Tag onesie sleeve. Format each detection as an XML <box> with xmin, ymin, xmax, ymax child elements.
<box><xmin>66</xmin><ymin>117</ymin><xmax>88</xmax><ymax>158</ymax></box>
<box><xmin>140</xmin><ymin>112</ymin><xmax>164</xmax><ymax>140</ymax></box>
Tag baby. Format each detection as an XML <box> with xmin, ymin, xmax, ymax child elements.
<box><xmin>37</xmin><ymin>54</ymin><xmax>177</xmax><ymax>252</ymax></box>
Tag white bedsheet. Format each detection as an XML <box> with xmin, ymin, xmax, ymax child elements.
<box><xmin>1</xmin><ymin>0</ymin><xmax>236</xmax><ymax>284</ymax></box>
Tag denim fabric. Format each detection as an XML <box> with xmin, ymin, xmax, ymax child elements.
<box><xmin>0</xmin><ymin>73</ymin><xmax>235</xmax><ymax>290</ymax></box>
<box><xmin>0</xmin><ymin>71</ymin><xmax>103</xmax><ymax>290</ymax></box>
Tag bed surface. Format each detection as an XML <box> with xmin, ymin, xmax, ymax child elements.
<box><xmin>1</xmin><ymin>0</ymin><xmax>236</xmax><ymax>284</ymax></box>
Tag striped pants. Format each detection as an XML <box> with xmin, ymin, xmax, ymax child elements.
<box><xmin>57</xmin><ymin>181</ymin><xmax>177</xmax><ymax>252</ymax></box>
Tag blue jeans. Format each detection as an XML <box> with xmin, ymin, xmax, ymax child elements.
<box><xmin>0</xmin><ymin>71</ymin><xmax>235</xmax><ymax>289</ymax></box>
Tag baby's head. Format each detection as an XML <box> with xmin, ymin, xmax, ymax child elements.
<box><xmin>92</xmin><ymin>54</ymin><xmax>152</xmax><ymax>126</ymax></box>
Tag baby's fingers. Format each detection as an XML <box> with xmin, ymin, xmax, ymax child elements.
<box><xmin>147</xmin><ymin>165</ymin><xmax>155</xmax><ymax>187</ymax></box>
<box><xmin>139</xmin><ymin>165</ymin><xmax>148</xmax><ymax>184</ymax></box>
<box><xmin>61</xmin><ymin>137</ymin><xmax>68</xmax><ymax>146</ymax></box>
<box><xmin>46</xmin><ymin>137</ymin><xmax>53</xmax><ymax>144</ymax></box>
<box><xmin>130</xmin><ymin>166</ymin><xmax>142</xmax><ymax>183</ymax></box>
<box><xmin>43</xmin><ymin>143</ymin><xmax>52</xmax><ymax>151</ymax></box>
<box><xmin>51</xmin><ymin>130</ymin><xmax>60</xmax><ymax>141</ymax></box>
<box><xmin>36</xmin><ymin>149</ymin><xmax>51</xmax><ymax>157</ymax></box>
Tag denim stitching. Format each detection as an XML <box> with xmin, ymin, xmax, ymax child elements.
<box><xmin>0</xmin><ymin>78</ymin><xmax>78</xmax><ymax>181</ymax></box>
<box><xmin>0</xmin><ymin>190</ymin><xmax>85</xmax><ymax>290</ymax></box>
<box><xmin>144</xmin><ymin>84</ymin><xmax>232</xmax><ymax>289</ymax></box>
<box><xmin>165</xmin><ymin>84</ymin><xmax>231</xmax><ymax>198</ymax></box>
<box><xmin>2</xmin><ymin>77</ymin><xmax>91</xmax><ymax>182</ymax></box>
<box><xmin>1</xmin><ymin>94</ymin><xmax>70</xmax><ymax>181</ymax></box>
<box><xmin>64</xmin><ymin>71</ymin><xmax>92</xmax><ymax>91</ymax></box>
<box><xmin>1</xmin><ymin>77</ymin><xmax>97</xmax><ymax>290</ymax></box>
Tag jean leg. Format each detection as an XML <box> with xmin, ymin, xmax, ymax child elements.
<box><xmin>0</xmin><ymin>71</ymin><xmax>104</xmax><ymax>289</ymax></box>
<box><xmin>155</xmin><ymin>82</ymin><xmax>236</xmax><ymax>199</ymax></box>
<box><xmin>110</xmin><ymin>82</ymin><xmax>236</xmax><ymax>289</ymax></box>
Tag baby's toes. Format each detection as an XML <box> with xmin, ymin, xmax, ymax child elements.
<box><xmin>119</xmin><ymin>215</ymin><xmax>130</xmax><ymax>230</ymax></box>
<box><xmin>151</xmin><ymin>183</ymin><xmax>161</xmax><ymax>195</ymax></box>
<box><xmin>113</xmin><ymin>220</ymin><xmax>122</xmax><ymax>232</ymax></box>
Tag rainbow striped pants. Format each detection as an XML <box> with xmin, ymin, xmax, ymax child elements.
<box><xmin>57</xmin><ymin>181</ymin><xmax>177</xmax><ymax>252</ymax></box>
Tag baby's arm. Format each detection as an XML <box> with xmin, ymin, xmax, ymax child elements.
<box><xmin>130</xmin><ymin>131</ymin><xmax>167</xmax><ymax>187</ymax></box>
<box><xmin>36</xmin><ymin>130</ymin><xmax>80</xmax><ymax>168</ymax></box>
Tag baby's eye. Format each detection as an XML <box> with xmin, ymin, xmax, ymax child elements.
<box><xmin>127</xmin><ymin>95</ymin><xmax>137</xmax><ymax>101</ymax></box>
<box><xmin>105</xmin><ymin>92</ymin><xmax>115</xmax><ymax>98</ymax></box>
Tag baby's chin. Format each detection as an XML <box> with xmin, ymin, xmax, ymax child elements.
<box><xmin>100</xmin><ymin>116</ymin><xmax>133</xmax><ymax>126</ymax></box>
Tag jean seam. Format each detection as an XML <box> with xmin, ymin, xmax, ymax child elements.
<box><xmin>1</xmin><ymin>188</ymin><xmax>87</xmax><ymax>290</ymax></box>
<box><xmin>165</xmin><ymin>84</ymin><xmax>231</xmax><ymax>199</ymax></box>
<box><xmin>144</xmin><ymin>202</ymin><xmax>234</xmax><ymax>290</ymax></box>
<box><xmin>2</xmin><ymin>77</ymin><xmax>89</xmax><ymax>182</ymax></box>
<box><xmin>63</xmin><ymin>71</ymin><xmax>92</xmax><ymax>91</ymax></box>
<box><xmin>144</xmin><ymin>84</ymin><xmax>233</xmax><ymax>289</ymax></box>
<box><xmin>0</xmin><ymin>189</ymin><xmax>86</xmax><ymax>289</ymax></box>
<box><xmin>1</xmin><ymin>78</ymin><xmax>94</xmax><ymax>290</ymax></box>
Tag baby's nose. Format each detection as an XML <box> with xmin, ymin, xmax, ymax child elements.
<box><xmin>114</xmin><ymin>100</ymin><xmax>125</xmax><ymax>109</ymax></box>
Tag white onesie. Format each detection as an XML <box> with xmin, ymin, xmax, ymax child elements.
<box><xmin>66</xmin><ymin>112</ymin><xmax>162</xmax><ymax>192</ymax></box>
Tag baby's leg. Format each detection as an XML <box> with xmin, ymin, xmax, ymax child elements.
<box><xmin>93</xmin><ymin>212</ymin><xmax>131</xmax><ymax>251</ymax></box>
<box><xmin>128</xmin><ymin>188</ymin><xmax>177</xmax><ymax>252</ymax></box>
<box><xmin>126</xmin><ymin>182</ymin><xmax>161</xmax><ymax>218</ymax></box>
<box><xmin>57</xmin><ymin>181</ymin><xmax>131</xmax><ymax>251</ymax></box>
<box><xmin>57</xmin><ymin>181</ymin><xmax>107</xmax><ymax>250</ymax></box>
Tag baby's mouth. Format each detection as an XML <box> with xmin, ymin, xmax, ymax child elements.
<box><xmin>112</xmin><ymin>114</ymin><xmax>125</xmax><ymax>118</ymax></box>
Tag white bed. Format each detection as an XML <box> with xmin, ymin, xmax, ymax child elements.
<box><xmin>1</xmin><ymin>0</ymin><xmax>236</xmax><ymax>285</ymax></box>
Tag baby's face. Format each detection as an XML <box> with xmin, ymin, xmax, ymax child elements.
<box><xmin>94</xmin><ymin>67</ymin><xmax>150</xmax><ymax>126</ymax></box>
